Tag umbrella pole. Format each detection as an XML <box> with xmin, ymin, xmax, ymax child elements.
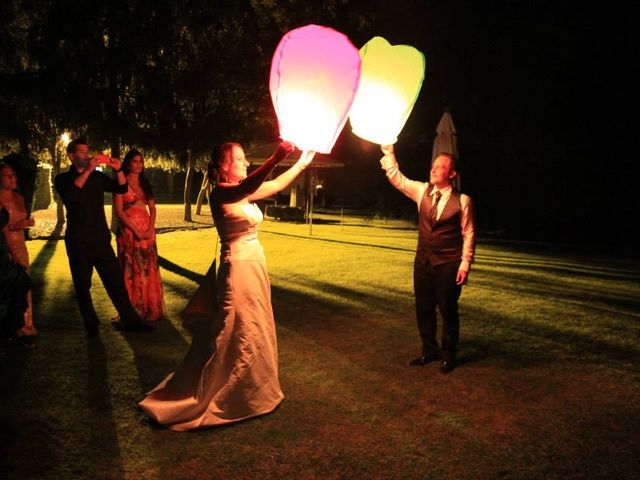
<box><xmin>308</xmin><ymin>172</ymin><xmax>314</xmax><ymax>236</ymax></box>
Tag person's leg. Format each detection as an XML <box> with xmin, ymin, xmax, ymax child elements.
<box><xmin>433</xmin><ymin>261</ymin><xmax>462</xmax><ymax>362</ymax></box>
<box><xmin>414</xmin><ymin>257</ymin><xmax>439</xmax><ymax>357</ymax></box>
<box><xmin>93</xmin><ymin>242</ymin><xmax>146</xmax><ymax>326</ymax></box>
<box><xmin>66</xmin><ymin>242</ymin><xmax>100</xmax><ymax>333</ymax></box>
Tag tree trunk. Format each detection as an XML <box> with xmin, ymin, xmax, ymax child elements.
<box><xmin>167</xmin><ymin>174</ymin><xmax>175</xmax><ymax>202</ymax></box>
<box><xmin>50</xmin><ymin>139</ymin><xmax>66</xmax><ymax>225</ymax></box>
<box><xmin>195</xmin><ymin>174</ymin><xmax>209</xmax><ymax>215</ymax></box>
<box><xmin>18</xmin><ymin>136</ymin><xmax>30</xmax><ymax>157</ymax></box>
<box><xmin>109</xmin><ymin>139</ymin><xmax>121</xmax><ymax>234</ymax></box>
<box><xmin>183</xmin><ymin>153</ymin><xmax>194</xmax><ymax>222</ymax></box>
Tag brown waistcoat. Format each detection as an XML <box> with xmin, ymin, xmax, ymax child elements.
<box><xmin>416</xmin><ymin>185</ymin><xmax>463</xmax><ymax>266</ymax></box>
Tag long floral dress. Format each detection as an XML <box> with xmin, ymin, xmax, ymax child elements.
<box><xmin>116</xmin><ymin>186</ymin><xmax>165</xmax><ymax>322</ymax></box>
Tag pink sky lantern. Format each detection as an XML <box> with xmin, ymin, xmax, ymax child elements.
<box><xmin>349</xmin><ymin>37</ymin><xmax>426</xmax><ymax>145</ymax></box>
<box><xmin>270</xmin><ymin>24</ymin><xmax>361</xmax><ymax>154</ymax></box>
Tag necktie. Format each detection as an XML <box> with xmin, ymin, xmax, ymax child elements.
<box><xmin>430</xmin><ymin>190</ymin><xmax>442</xmax><ymax>224</ymax></box>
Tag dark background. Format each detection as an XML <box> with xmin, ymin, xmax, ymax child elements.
<box><xmin>330</xmin><ymin>1</ymin><xmax>638</xmax><ymax>246</ymax></box>
<box><xmin>1</xmin><ymin>0</ymin><xmax>637</xmax><ymax>246</ymax></box>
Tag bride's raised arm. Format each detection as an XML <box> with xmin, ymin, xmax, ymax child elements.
<box><xmin>248</xmin><ymin>150</ymin><xmax>316</xmax><ymax>202</ymax></box>
<box><xmin>211</xmin><ymin>142</ymin><xmax>295</xmax><ymax>205</ymax></box>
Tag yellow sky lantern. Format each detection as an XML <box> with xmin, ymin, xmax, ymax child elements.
<box><xmin>349</xmin><ymin>37</ymin><xmax>425</xmax><ymax>145</ymax></box>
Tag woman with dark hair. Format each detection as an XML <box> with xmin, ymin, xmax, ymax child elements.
<box><xmin>0</xmin><ymin>205</ymin><xmax>32</xmax><ymax>344</ymax></box>
<box><xmin>113</xmin><ymin>150</ymin><xmax>165</xmax><ymax>322</ymax></box>
<box><xmin>140</xmin><ymin>141</ymin><xmax>314</xmax><ymax>431</ymax></box>
<box><xmin>0</xmin><ymin>163</ymin><xmax>36</xmax><ymax>346</ymax></box>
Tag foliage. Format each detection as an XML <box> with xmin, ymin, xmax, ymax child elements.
<box><xmin>0</xmin><ymin>0</ymin><xmax>374</xmax><ymax>170</ymax></box>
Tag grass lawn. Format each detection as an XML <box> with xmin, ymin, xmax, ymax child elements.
<box><xmin>2</xmin><ymin>213</ymin><xmax>639</xmax><ymax>479</ymax></box>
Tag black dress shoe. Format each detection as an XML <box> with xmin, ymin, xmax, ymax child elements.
<box><xmin>112</xmin><ymin>321</ymin><xmax>153</xmax><ymax>333</ymax></box>
<box><xmin>409</xmin><ymin>354</ymin><xmax>439</xmax><ymax>366</ymax></box>
<box><xmin>439</xmin><ymin>359</ymin><xmax>456</xmax><ymax>374</ymax></box>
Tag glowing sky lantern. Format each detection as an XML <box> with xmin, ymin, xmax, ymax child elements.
<box><xmin>270</xmin><ymin>24</ymin><xmax>361</xmax><ymax>153</ymax></box>
<box><xmin>349</xmin><ymin>37</ymin><xmax>425</xmax><ymax>145</ymax></box>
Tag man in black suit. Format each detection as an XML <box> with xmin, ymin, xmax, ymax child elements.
<box><xmin>54</xmin><ymin>139</ymin><xmax>152</xmax><ymax>336</ymax></box>
<box><xmin>380</xmin><ymin>144</ymin><xmax>475</xmax><ymax>374</ymax></box>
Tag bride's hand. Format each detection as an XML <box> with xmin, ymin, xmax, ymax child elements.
<box><xmin>299</xmin><ymin>150</ymin><xmax>315</xmax><ymax>168</ymax></box>
<box><xmin>273</xmin><ymin>141</ymin><xmax>296</xmax><ymax>162</ymax></box>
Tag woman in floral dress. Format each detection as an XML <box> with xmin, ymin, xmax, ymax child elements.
<box><xmin>114</xmin><ymin>150</ymin><xmax>165</xmax><ymax>322</ymax></box>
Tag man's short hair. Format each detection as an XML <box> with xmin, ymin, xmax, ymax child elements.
<box><xmin>66</xmin><ymin>138</ymin><xmax>88</xmax><ymax>154</ymax></box>
<box><xmin>435</xmin><ymin>152</ymin><xmax>457</xmax><ymax>171</ymax></box>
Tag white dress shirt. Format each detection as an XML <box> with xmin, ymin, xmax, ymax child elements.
<box><xmin>381</xmin><ymin>155</ymin><xmax>476</xmax><ymax>272</ymax></box>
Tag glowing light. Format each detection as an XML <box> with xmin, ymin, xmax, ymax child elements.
<box><xmin>349</xmin><ymin>37</ymin><xmax>425</xmax><ymax>145</ymax></box>
<box><xmin>60</xmin><ymin>132</ymin><xmax>71</xmax><ymax>146</ymax></box>
<box><xmin>270</xmin><ymin>24</ymin><xmax>361</xmax><ymax>153</ymax></box>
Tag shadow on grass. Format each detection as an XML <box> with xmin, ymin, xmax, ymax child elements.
<box><xmin>306</xmin><ymin>217</ymin><xmax>417</xmax><ymax>231</ymax></box>
<box><xmin>261</xmin><ymin>230</ymin><xmax>415</xmax><ymax>253</ymax></box>
<box><xmin>0</xmin><ymin>343</ymin><xmax>32</xmax><ymax>479</ymax></box>
<box><xmin>269</xmin><ymin>275</ymin><xmax>640</xmax><ymax>373</ymax></box>
<box><xmin>2</xmin><ymin>233</ymin><xmax>128</xmax><ymax>478</ymax></box>
<box><xmin>86</xmin><ymin>338</ymin><xmax>125</xmax><ymax>477</ymax></box>
<box><xmin>118</xmin><ymin>316</ymin><xmax>190</xmax><ymax>395</ymax></box>
<box><xmin>478</xmin><ymin>237</ymin><xmax>639</xmax><ymax>265</ymax></box>
<box><xmin>1</xmin><ymin>232</ymin><xmax>65</xmax><ymax>478</ymax></box>
<box><xmin>30</xmin><ymin>224</ymin><xmax>65</xmax><ymax>315</ymax></box>
<box><xmin>1</xmin><ymin>226</ymin><xmax>64</xmax><ymax>432</ymax></box>
<box><xmin>269</xmin><ymin>274</ymin><xmax>409</xmax><ymax>315</ymax></box>
<box><xmin>476</xmin><ymin>252</ymin><xmax>640</xmax><ymax>283</ymax></box>
<box><xmin>156</xmin><ymin>224</ymin><xmax>214</xmax><ymax>235</ymax></box>
<box><xmin>154</xmin><ymin>251</ymin><xmax>640</xmax><ymax>376</ymax></box>
<box><xmin>121</xmin><ymin>246</ymin><xmax>638</xmax><ymax>437</ymax></box>
<box><xmin>472</xmin><ymin>268</ymin><xmax>640</xmax><ymax>317</ymax></box>
<box><xmin>154</xmin><ymin>241</ymin><xmax>640</xmax><ymax>376</ymax></box>
<box><xmin>117</xmin><ymin>277</ymin><xmax>194</xmax><ymax>395</ymax></box>
<box><xmin>158</xmin><ymin>255</ymin><xmax>205</xmax><ymax>283</ymax></box>
<box><xmin>465</xmin><ymin>302</ymin><xmax>640</xmax><ymax>370</ymax></box>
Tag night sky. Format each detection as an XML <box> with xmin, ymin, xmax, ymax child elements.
<box><xmin>327</xmin><ymin>1</ymin><xmax>637</xmax><ymax>246</ymax></box>
<box><xmin>1</xmin><ymin>1</ymin><xmax>636</xmax><ymax>247</ymax></box>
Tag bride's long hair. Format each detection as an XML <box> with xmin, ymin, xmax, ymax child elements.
<box><xmin>207</xmin><ymin>142</ymin><xmax>242</xmax><ymax>185</ymax></box>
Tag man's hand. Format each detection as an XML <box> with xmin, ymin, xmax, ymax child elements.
<box><xmin>109</xmin><ymin>157</ymin><xmax>122</xmax><ymax>171</ymax></box>
<box><xmin>380</xmin><ymin>144</ymin><xmax>397</xmax><ymax>170</ymax></box>
<box><xmin>87</xmin><ymin>156</ymin><xmax>102</xmax><ymax>172</ymax></box>
<box><xmin>381</xmin><ymin>144</ymin><xmax>395</xmax><ymax>156</ymax></box>
<box><xmin>380</xmin><ymin>156</ymin><xmax>397</xmax><ymax>170</ymax></box>
<box><xmin>456</xmin><ymin>269</ymin><xmax>468</xmax><ymax>286</ymax></box>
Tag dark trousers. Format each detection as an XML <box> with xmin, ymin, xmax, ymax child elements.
<box><xmin>413</xmin><ymin>257</ymin><xmax>462</xmax><ymax>361</ymax></box>
<box><xmin>65</xmin><ymin>239</ymin><xmax>142</xmax><ymax>330</ymax></box>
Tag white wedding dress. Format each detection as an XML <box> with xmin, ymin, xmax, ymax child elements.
<box><xmin>139</xmin><ymin>203</ymin><xmax>284</xmax><ymax>431</ymax></box>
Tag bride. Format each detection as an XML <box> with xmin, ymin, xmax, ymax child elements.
<box><xmin>140</xmin><ymin>141</ymin><xmax>314</xmax><ymax>431</ymax></box>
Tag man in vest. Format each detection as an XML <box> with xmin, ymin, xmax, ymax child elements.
<box><xmin>380</xmin><ymin>144</ymin><xmax>476</xmax><ymax>374</ymax></box>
